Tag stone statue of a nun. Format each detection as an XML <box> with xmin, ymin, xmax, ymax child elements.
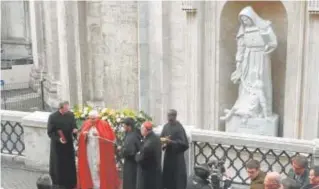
<box><xmin>221</xmin><ymin>6</ymin><xmax>278</xmax><ymax>124</ymax></box>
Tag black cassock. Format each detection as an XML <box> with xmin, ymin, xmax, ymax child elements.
<box><xmin>136</xmin><ymin>131</ymin><xmax>162</xmax><ymax>189</ymax></box>
<box><xmin>161</xmin><ymin>121</ymin><xmax>189</xmax><ymax>189</ymax></box>
<box><xmin>122</xmin><ymin>129</ymin><xmax>142</xmax><ymax>189</ymax></box>
<box><xmin>47</xmin><ymin>111</ymin><xmax>77</xmax><ymax>189</ymax></box>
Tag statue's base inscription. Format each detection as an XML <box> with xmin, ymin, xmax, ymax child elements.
<box><xmin>225</xmin><ymin>114</ymin><xmax>279</xmax><ymax>136</ymax></box>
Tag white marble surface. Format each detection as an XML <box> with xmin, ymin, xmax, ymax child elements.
<box><xmin>226</xmin><ymin>114</ymin><xmax>279</xmax><ymax>136</ymax></box>
<box><xmin>22</xmin><ymin>111</ymin><xmax>50</xmax><ymax>171</ymax></box>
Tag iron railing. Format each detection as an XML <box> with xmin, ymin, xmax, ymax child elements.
<box><xmin>1</xmin><ymin>120</ymin><xmax>25</xmax><ymax>156</ymax></box>
<box><xmin>193</xmin><ymin>142</ymin><xmax>313</xmax><ymax>185</ymax></box>
<box><xmin>1</xmin><ymin>81</ymin><xmax>45</xmax><ymax>112</ymax></box>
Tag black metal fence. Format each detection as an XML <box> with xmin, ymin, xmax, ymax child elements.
<box><xmin>1</xmin><ymin>80</ymin><xmax>45</xmax><ymax>112</ymax></box>
<box><xmin>1</xmin><ymin>120</ymin><xmax>25</xmax><ymax>156</ymax></box>
<box><xmin>193</xmin><ymin>141</ymin><xmax>313</xmax><ymax>185</ymax></box>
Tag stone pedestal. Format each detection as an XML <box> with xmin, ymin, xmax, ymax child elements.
<box><xmin>226</xmin><ymin>114</ymin><xmax>279</xmax><ymax>137</ymax></box>
<box><xmin>22</xmin><ymin>111</ymin><xmax>51</xmax><ymax>172</ymax></box>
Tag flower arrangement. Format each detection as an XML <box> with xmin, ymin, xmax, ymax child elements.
<box><xmin>72</xmin><ymin>105</ymin><xmax>153</xmax><ymax>139</ymax></box>
<box><xmin>72</xmin><ymin>105</ymin><xmax>153</xmax><ymax>173</ymax></box>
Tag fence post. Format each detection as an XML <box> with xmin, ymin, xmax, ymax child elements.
<box><xmin>312</xmin><ymin>139</ymin><xmax>319</xmax><ymax>165</ymax></box>
<box><xmin>1</xmin><ymin>80</ymin><xmax>7</xmax><ymax>110</ymax></box>
<box><xmin>40</xmin><ymin>79</ymin><xmax>45</xmax><ymax>110</ymax></box>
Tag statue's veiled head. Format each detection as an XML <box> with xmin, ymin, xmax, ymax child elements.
<box><xmin>238</xmin><ymin>6</ymin><xmax>269</xmax><ymax>29</ymax></box>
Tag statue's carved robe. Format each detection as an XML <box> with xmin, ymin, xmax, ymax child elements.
<box><xmin>234</xmin><ymin>6</ymin><xmax>277</xmax><ymax>118</ymax></box>
<box><xmin>77</xmin><ymin>119</ymin><xmax>121</xmax><ymax>189</ymax></box>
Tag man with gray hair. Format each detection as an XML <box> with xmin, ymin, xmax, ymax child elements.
<box><xmin>264</xmin><ymin>172</ymin><xmax>281</xmax><ymax>189</ymax></box>
<box><xmin>281</xmin><ymin>177</ymin><xmax>301</xmax><ymax>189</ymax></box>
<box><xmin>288</xmin><ymin>155</ymin><xmax>310</xmax><ymax>188</ymax></box>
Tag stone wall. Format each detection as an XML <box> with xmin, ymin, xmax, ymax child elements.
<box><xmin>23</xmin><ymin>1</ymin><xmax>319</xmax><ymax>139</ymax></box>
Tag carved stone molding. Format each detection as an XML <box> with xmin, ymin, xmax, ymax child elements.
<box><xmin>308</xmin><ymin>0</ymin><xmax>319</xmax><ymax>14</ymax></box>
<box><xmin>181</xmin><ymin>1</ymin><xmax>197</xmax><ymax>13</ymax></box>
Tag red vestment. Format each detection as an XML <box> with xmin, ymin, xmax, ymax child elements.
<box><xmin>77</xmin><ymin>119</ymin><xmax>121</xmax><ymax>189</ymax></box>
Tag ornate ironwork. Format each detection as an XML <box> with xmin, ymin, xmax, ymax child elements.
<box><xmin>1</xmin><ymin>120</ymin><xmax>25</xmax><ymax>156</ymax></box>
<box><xmin>193</xmin><ymin>142</ymin><xmax>313</xmax><ymax>185</ymax></box>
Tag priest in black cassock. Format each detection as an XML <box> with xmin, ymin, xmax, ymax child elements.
<box><xmin>161</xmin><ymin>109</ymin><xmax>189</xmax><ymax>189</ymax></box>
<box><xmin>121</xmin><ymin>117</ymin><xmax>142</xmax><ymax>189</ymax></box>
<box><xmin>47</xmin><ymin>101</ymin><xmax>77</xmax><ymax>189</ymax></box>
<box><xmin>136</xmin><ymin>121</ymin><xmax>162</xmax><ymax>189</ymax></box>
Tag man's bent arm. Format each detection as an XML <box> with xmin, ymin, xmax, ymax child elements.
<box><xmin>47</xmin><ymin>115</ymin><xmax>59</xmax><ymax>142</ymax></box>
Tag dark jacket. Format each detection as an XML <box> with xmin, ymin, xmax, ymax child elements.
<box><xmin>288</xmin><ymin>168</ymin><xmax>310</xmax><ymax>188</ymax></box>
<box><xmin>250</xmin><ymin>171</ymin><xmax>266</xmax><ymax>189</ymax></box>
<box><xmin>301</xmin><ymin>184</ymin><xmax>319</xmax><ymax>189</ymax></box>
<box><xmin>135</xmin><ymin>131</ymin><xmax>162</xmax><ymax>189</ymax></box>
<box><xmin>186</xmin><ymin>175</ymin><xmax>212</xmax><ymax>189</ymax></box>
<box><xmin>122</xmin><ymin>130</ymin><xmax>142</xmax><ymax>189</ymax></box>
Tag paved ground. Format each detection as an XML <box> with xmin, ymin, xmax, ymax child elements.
<box><xmin>1</xmin><ymin>160</ymin><xmax>45</xmax><ymax>189</ymax></box>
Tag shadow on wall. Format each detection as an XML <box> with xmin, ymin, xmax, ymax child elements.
<box><xmin>218</xmin><ymin>1</ymin><xmax>288</xmax><ymax>136</ymax></box>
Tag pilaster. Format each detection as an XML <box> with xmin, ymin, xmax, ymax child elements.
<box><xmin>29</xmin><ymin>1</ymin><xmax>45</xmax><ymax>90</ymax></box>
<box><xmin>138</xmin><ymin>1</ymin><xmax>150</xmax><ymax>113</ymax></box>
<box><xmin>43</xmin><ymin>1</ymin><xmax>59</xmax><ymax>108</ymax></box>
<box><xmin>301</xmin><ymin>14</ymin><xmax>319</xmax><ymax>139</ymax></box>
<box><xmin>56</xmin><ymin>1</ymin><xmax>84</xmax><ymax>106</ymax></box>
<box><xmin>283</xmin><ymin>1</ymin><xmax>307</xmax><ymax>139</ymax></box>
<box><xmin>85</xmin><ymin>1</ymin><xmax>105</xmax><ymax>108</ymax></box>
<box><xmin>148</xmin><ymin>1</ymin><xmax>164</xmax><ymax>123</ymax></box>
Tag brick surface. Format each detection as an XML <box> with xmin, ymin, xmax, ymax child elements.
<box><xmin>1</xmin><ymin>160</ymin><xmax>45</xmax><ymax>189</ymax></box>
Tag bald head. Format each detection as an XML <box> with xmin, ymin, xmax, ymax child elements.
<box><xmin>167</xmin><ymin>109</ymin><xmax>177</xmax><ymax>122</ymax></box>
<box><xmin>264</xmin><ymin>172</ymin><xmax>281</xmax><ymax>189</ymax></box>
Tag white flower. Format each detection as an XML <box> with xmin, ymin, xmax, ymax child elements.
<box><xmin>83</xmin><ymin>110</ymin><xmax>88</xmax><ymax>116</ymax></box>
<box><xmin>102</xmin><ymin>116</ymin><xmax>107</xmax><ymax>120</ymax></box>
<box><xmin>120</xmin><ymin>126</ymin><xmax>125</xmax><ymax>132</ymax></box>
<box><xmin>120</xmin><ymin>114</ymin><xmax>125</xmax><ymax>118</ymax></box>
<box><xmin>102</xmin><ymin>108</ymin><xmax>108</xmax><ymax>113</ymax></box>
<box><xmin>81</xmin><ymin>114</ymin><xmax>86</xmax><ymax>118</ymax></box>
<box><xmin>116</xmin><ymin>118</ymin><xmax>121</xmax><ymax>123</ymax></box>
<box><xmin>116</xmin><ymin>114</ymin><xmax>120</xmax><ymax>118</ymax></box>
<box><xmin>84</xmin><ymin>107</ymin><xmax>89</xmax><ymax>112</ymax></box>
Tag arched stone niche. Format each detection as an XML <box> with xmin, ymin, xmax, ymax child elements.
<box><xmin>217</xmin><ymin>1</ymin><xmax>288</xmax><ymax>135</ymax></box>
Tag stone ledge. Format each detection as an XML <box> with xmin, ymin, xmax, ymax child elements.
<box><xmin>1</xmin><ymin>154</ymin><xmax>25</xmax><ymax>164</ymax></box>
<box><xmin>0</xmin><ymin>110</ymin><xmax>31</xmax><ymax>123</ymax></box>
<box><xmin>22</xmin><ymin>111</ymin><xmax>50</xmax><ymax>128</ymax></box>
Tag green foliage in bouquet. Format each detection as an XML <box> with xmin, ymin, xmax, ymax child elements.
<box><xmin>72</xmin><ymin>105</ymin><xmax>153</xmax><ymax>140</ymax></box>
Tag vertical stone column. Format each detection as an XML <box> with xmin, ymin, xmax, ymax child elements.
<box><xmin>148</xmin><ymin>1</ymin><xmax>164</xmax><ymax>123</ymax></box>
<box><xmin>29</xmin><ymin>1</ymin><xmax>46</xmax><ymax>90</ymax></box>
<box><xmin>43</xmin><ymin>1</ymin><xmax>59</xmax><ymax>108</ymax></box>
<box><xmin>283</xmin><ymin>1</ymin><xmax>307</xmax><ymax>138</ymax></box>
<box><xmin>56</xmin><ymin>1</ymin><xmax>84</xmax><ymax>106</ymax></box>
<box><xmin>85</xmin><ymin>2</ymin><xmax>105</xmax><ymax>108</ymax></box>
<box><xmin>301</xmin><ymin>14</ymin><xmax>319</xmax><ymax>139</ymax></box>
<box><xmin>203</xmin><ymin>1</ymin><xmax>218</xmax><ymax>130</ymax></box>
<box><xmin>138</xmin><ymin>1</ymin><xmax>150</xmax><ymax>113</ymax></box>
<box><xmin>183</xmin><ymin>2</ymin><xmax>204</xmax><ymax>128</ymax></box>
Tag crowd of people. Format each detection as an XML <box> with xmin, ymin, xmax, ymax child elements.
<box><xmin>39</xmin><ymin>101</ymin><xmax>319</xmax><ymax>189</ymax></box>
<box><xmin>246</xmin><ymin>156</ymin><xmax>319</xmax><ymax>189</ymax></box>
